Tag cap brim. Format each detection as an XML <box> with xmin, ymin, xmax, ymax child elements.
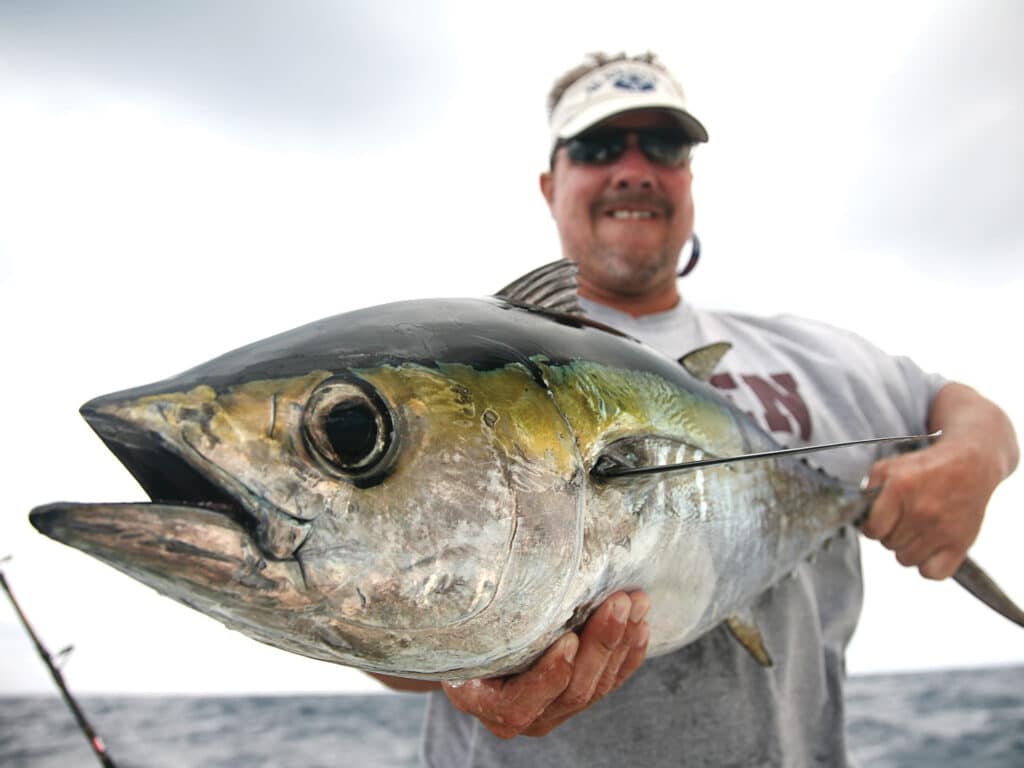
<box><xmin>556</xmin><ymin>97</ymin><xmax>709</xmax><ymax>145</ymax></box>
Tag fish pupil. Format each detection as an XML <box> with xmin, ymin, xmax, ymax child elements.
<box><xmin>324</xmin><ymin>403</ymin><xmax>378</xmax><ymax>466</ymax></box>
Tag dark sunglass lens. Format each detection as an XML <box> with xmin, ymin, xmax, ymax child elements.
<box><xmin>639</xmin><ymin>133</ymin><xmax>692</xmax><ymax>166</ymax></box>
<box><xmin>566</xmin><ymin>133</ymin><xmax>626</xmax><ymax>165</ymax></box>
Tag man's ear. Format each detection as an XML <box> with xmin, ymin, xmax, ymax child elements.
<box><xmin>539</xmin><ymin>171</ymin><xmax>555</xmax><ymax>209</ymax></box>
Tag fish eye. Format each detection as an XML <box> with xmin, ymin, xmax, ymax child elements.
<box><xmin>303</xmin><ymin>379</ymin><xmax>395</xmax><ymax>482</ymax></box>
<box><xmin>324</xmin><ymin>402</ymin><xmax>378</xmax><ymax>465</ymax></box>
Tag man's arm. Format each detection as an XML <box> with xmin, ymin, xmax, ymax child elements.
<box><xmin>370</xmin><ymin>675</ymin><xmax>441</xmax><ymax>692</ymax></box>
<box><xmin>862</xmin><ymin>381</ymin><xmax>1019</xmax><ymax>579</ymax></box>
<box><xmin>368</xmin><ymin>590</ymin><xmax>651</xmax><ymax>739</ymax></box>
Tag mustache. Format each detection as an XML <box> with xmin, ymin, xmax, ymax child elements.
<box><xmin>591</xmin><ymin>192</ymin><xmax>674</xmax><ymax>217</ymax></box>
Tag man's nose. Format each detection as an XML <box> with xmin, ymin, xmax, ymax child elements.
<box><xmin>610</xmin><ymin>135</ymin><xmax>655</xmax><ymax>190</ymax></box>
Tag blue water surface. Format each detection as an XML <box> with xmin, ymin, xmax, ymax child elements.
<box><xmin>2</xmin><ymin>666</ymin><xmax>1022</xmax><ymax>767</ymax></box>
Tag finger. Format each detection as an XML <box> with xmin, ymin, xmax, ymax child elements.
<box><xmin>863</xmin><ymin>458</ymin><xmax>893</xmax><ymax>493</ymax></box>
<box><xmin>442</xmin><ymin>676</ymin><xmax>498</xmax><ymax>713</ymax></box>
<box><xmin>893</xmin><ymin>534</ymin><xmax>931</xmax><ymax>569</ymax></box>
<box><xmin>592</xmin><ymin>627</ymin><xmax>635</xmax><ymax>700</ymax></box>
<box><xmin>861</xmin><ymin>482</ymin><xmax>901</xmax><ymax>541</ymax></box>
<box><xmin>881</xmin><ymin>522</ymin><xmax>918</xmax><ymax>553</ymax></box>
<box><xmin>560</xmin><ymin>593</ymin><xmax>630</xmax><ymax>706</ymax></box>
<box><xmin>521</xmin><ymin>593</ymin><xmax>643</xmax><ymax>738</ymax></box>
<box><xmin>443</xmin><ymin>633</ymin><xmax>577</xmax><ymax>738</ymax></box>
<box><xmin>488</xmin><ymin>633</ymin><xmax>578</xmax><ymax>736</ymax></box>
<box><xmin>614</xmin><ymin>620</ymin><xmax>650</xmax><ymax>689</ymax></box>
<box><xmin>593</xmin><ymin>621</ymin><xmax>646</xmax><ymax>700</ymax></box>
<box><xmin>529</xmin><ymin>592</ymin><xmax>628</xmax><ymax>732</ymax></box>
<box><xmin>920</xmin><ymin>548</ymin><xmax>964</xmax><ymax>581</ymax></box>
<box><xmin>893</xmin><ymin>528</ymin><xmax>964</xmax><ymax>573</ymax></box>
<box><xmin>442</xmin><ymin>678</ymin><xmax>520</xmax><ymax>738</ymax></box>
<box><xmin>593</xmin><ymin>592</ymin><xmax>651</xmax><ymax>699</ymax></box>
<box><xmin>526</xmin><ymin>619</ymin><xmax>651</xmax><ymax>738</ymax></box>
<box><xmin>628</xmin><ymin>591</ymin><xmax>652</xmax><ymax>625</ymax></box>
<box><xmin>498</xmin><ymin>632</ymin><xmax>578</xmax><ymax>713</ymax></box>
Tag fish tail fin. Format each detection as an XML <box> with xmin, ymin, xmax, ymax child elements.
<box><xmin>953</xmin><ymin>557</ymin><xmax>1024</xmax><ymax>629</ymax></box>
<box><xmin>851</xmin><ymin>487</ymin><xmax>1024</xmax><ymax>629</ymax></box>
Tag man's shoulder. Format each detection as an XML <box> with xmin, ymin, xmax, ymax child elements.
<box><xmin>696</xmin><ymin>306</ymin><xmax>876</xmax><ymax>354</ymax></box>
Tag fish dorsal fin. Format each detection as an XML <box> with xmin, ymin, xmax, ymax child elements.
<box><xmin>678</xmin><ymin>342</ymin><xmax>732</xmax><ymax>381</ymax></box>
<box><xmin>591</xmin><ymin>431</ymin><xmax>942</xmax><ymax>479</ymax></box>
<box><xmin>494</xmin><ymin>260</ymin><xmax>584</xmax><ymax>316</ymax></box>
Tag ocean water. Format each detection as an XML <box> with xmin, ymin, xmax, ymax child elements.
<box><xmin>2</xmin><ymin>666</ymin><xmax>1022</xmax><ymax>767</ymax></box>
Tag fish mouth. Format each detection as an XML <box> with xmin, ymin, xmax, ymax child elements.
<box><xmin>29</xmin><ymin>401</ymin><xmax>267</xmax><ymax>569</ymax></box>
<box><xmin>36</xmin><ymin>403</ymin><xmax>256</xmax><ymax>532</ymax></box>
<box><xmin>29</xmin><ymin>402</ymin><xmax>311</xmax><ymax>617</ymax></box>
<box><xmin>82</xmin><ymin>405</ymin><xmax>251</xmax><ymax>525</ymax></box>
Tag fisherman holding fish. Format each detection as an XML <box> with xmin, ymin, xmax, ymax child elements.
<box><xmin>376</xmin><ymin>52</ymin><xmax>1020</xmax><ymax>766</ymax></box>
<box><xmin>28</xmin><ymin>50</ymin><xmax>1020</xmax><ymax>768</ymax></box>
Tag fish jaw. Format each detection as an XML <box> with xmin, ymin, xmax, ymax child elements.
<box><xmin>76</xmin><ymin>374</ymin><xmax>333</xmax><ymax>561</ymax></box>
<box><xmin>30</xmin><ymin>377</ymin><xmax>330</xmax><ymax>654</ymax></box>
<box><xmin>29</xmin><ymin>502</ymin><xmax>313</xmax><ymax>632</ymax></box>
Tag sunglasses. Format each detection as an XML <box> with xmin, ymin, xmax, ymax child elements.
<box><xmin>560</xmin><ymin>129</ymin><xmax>694</xmax><ymax>168</ymax></box>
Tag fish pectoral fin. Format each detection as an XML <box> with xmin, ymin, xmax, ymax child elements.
<box><xmin>494</xmin><ymin>260</ymin><xmax>584</xmax><ymax>316</ymax></box>
<box><xmin>677</xmin><ymin>342</ymin><xmax>732</xmax><ymax>381</ymax></box>
<box><xmin>953</xmin><ymin>556</ymin><xmax>1024</xmax><ymax>629</ymax></box>
<box><xmin>725</xmin><ymin>613</ymin><xmax>773</xmax><ymax>667</ymax></box>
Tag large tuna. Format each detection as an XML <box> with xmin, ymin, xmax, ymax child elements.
<box><xmin>29</xmin><ymin>263</ymin><xmax>1023</xmax><ymax>679</ymax></box>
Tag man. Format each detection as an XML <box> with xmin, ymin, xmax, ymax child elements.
<box><xmin>376</xmin><ymin>52</ymin><xmax>1019</xmax><ymax>766</ymax></box>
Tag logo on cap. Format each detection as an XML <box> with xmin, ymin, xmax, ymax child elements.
<box><xmin>586</xmin><ymin>67</ymin><xmax>659</xmax><ymax>95</ymax></box>
<box><xmin>613</xmin><ymin>71</ymin><xmax>656</xmax><ymax>92</ymax></box>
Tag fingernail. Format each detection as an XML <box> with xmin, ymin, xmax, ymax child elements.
<box><xmin>637</xmin><ymin>622</ymin><xmax>650</xmax><ymax>648</ymax></box>
<box><xmin>612</xmin><ymin>595</ymin><xmax>629</xmax><ymax>623</ymax></box>
<box><xmin>563</xmin><ymin>634</ymin><xmax>579</xmax><ymax>663</ymax></box>
<box><xmin>629</xmin><ymin>594</ymin><xmax>650</xmax><ymax>623</ymax></box>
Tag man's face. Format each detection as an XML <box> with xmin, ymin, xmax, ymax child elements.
<box><xmin>540</xmin><ymin>110</ymin><xmax>695</xmax><ymax>305</ymax></box>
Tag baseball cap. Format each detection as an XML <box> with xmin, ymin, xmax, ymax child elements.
<box><xmin>548</xmin><ymin>59</ymin><xmax>708</xmax><ymax>155</ymax></box>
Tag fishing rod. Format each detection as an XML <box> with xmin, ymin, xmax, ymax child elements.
<box><xmin>0</xmin><ymin>559</ymin><xmax>118</xmax><ymax>768</ymax></box>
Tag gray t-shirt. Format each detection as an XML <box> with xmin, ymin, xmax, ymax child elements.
<box><xmin>421</xmin><ymin>298</ymin><xmax>945</xmax><ymax>767</ymax></box>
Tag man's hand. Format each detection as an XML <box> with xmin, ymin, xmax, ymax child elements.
<box><xmin>862</xmin><ymin>439</ymin><xmax>994</xmax><ymax>578</ymax></box>
<box><xmin>441</xmin><ymin>590</ymin><xmax>650</xmax><ymax>739</ymax></box>
<box><xmin>862</xmin><ymin>382</ymin><xmax>1018</xmax><ymax>580</ymax></box>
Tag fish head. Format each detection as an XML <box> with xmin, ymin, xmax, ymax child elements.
<box><xmin>31</xmin><ymin>300</ymin><xmax>587</xmax><ymax>679</ymax></box>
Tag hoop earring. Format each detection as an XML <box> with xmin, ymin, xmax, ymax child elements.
<box><xmin>677</xmin><ymin>234</ymin><xmax>701</xmax><ymax>277</ymax></box>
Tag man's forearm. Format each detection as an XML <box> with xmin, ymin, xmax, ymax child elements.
<box><xmin>927</xmin><ymin>381</ymin><xmax>1019</xmax><ymax>480</ymax></box>
<box><xmin>368</xmin><ymin>673</ymin><xmax>442</xmax><ymax>692</ymax></box>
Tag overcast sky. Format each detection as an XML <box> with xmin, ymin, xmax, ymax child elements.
<box><xmin>1</xmin><ymin>1</ymin><xmax>1022</xmax><ymax>696</ymax></box>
